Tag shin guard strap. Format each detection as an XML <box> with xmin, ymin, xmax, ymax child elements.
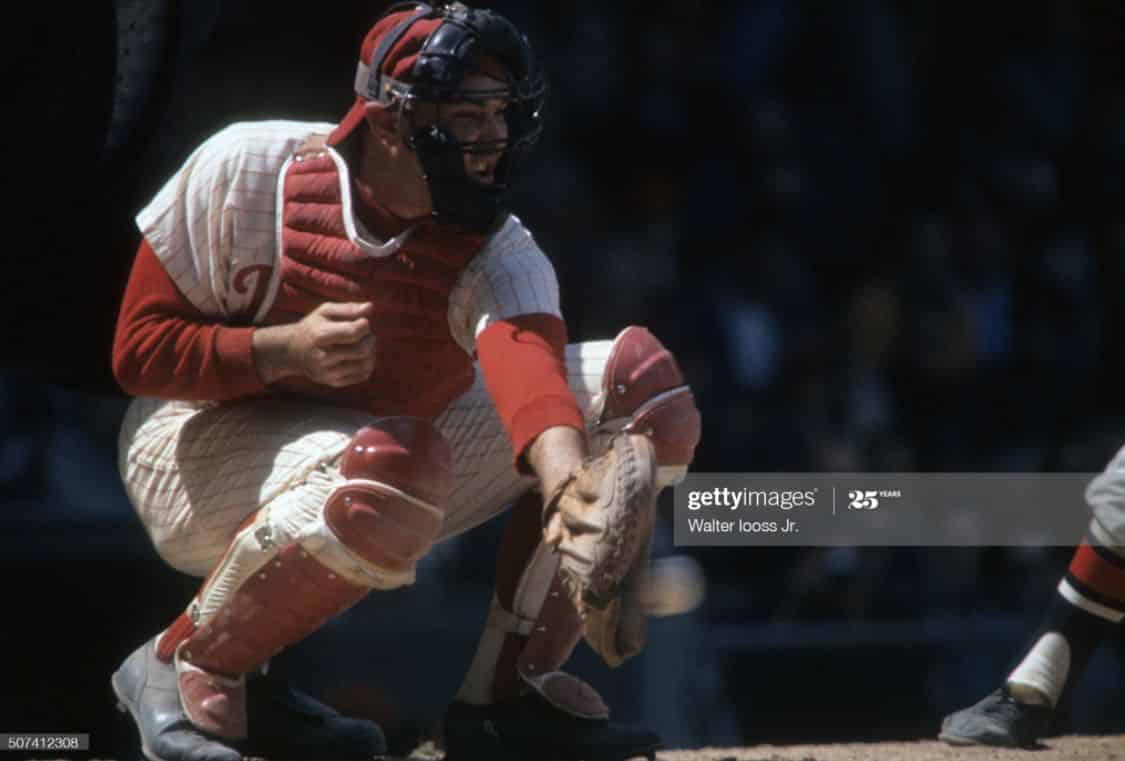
<box><xmin>517</xmin><ymin>574</ymin><xmax>583</xmax><ymax>681</ymax></box>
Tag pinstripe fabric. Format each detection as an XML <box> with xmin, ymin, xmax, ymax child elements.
<box><xmin>448</xmin><ymin>216</ymin><xmax>561</xmax><ymax>353</ymax></box>
<box><xmin>137</xmin><ymin>121</ymin><xmax>327</xmax><ymax>320</ymax></box>
<box><xmin>136</xmin><ymin>120</ymin><xmax>561</xmax><ymax>343</ymax></box>
<box><xmin>126</xmin><ymin>118</ymin><xmax>586</xmax><ymax>579</ymax></box>
<box><xmin>120</xmin><ymin>341</ymin><xmax>613</xmax><ymax>577</ymax></box>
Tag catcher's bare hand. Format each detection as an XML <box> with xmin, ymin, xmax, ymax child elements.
<box><xmin>254</xmin><ymin>302</ymin><xmax>376</xmax><ymax>387</ymax></box>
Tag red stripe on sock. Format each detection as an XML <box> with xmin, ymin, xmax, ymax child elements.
<box><xmin>1069</xmin><ymin>542</ymin><xmax>1125</xmax><ymax>607</ymax></box>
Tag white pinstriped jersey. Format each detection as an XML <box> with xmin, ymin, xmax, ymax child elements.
<box><xmin>135</xmin><ymin>120</ymin><xmax>562</xmax><ymax>354</ymax></box>
<box><xmin>124</xmin><ymin>121</ymin><xmax>610</xmax><ymax>585</ymax></box>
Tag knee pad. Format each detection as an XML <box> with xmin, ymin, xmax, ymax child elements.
<box><xmin>165</xmin><ymin>418</ymin><xmax>452</xmax><ymax>686</ymax></box>
<box><xmin>597</xmin><ymin>326</ymin><xmax>701</xmax><ymax>486</ymax></box>
<box><xmin>323</xmin><ymin>417</ymin><xmax>452</xmax><ymax>576</ymax></box>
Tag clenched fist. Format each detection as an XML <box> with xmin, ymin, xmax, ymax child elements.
<box><xmin>253</xmin><ymin>302</ymin><xmax>377</xmax><ymax>387</ymax></box>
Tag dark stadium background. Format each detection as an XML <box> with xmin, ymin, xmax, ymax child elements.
<box><xmin>5</xmin><ymin>1</ymin><xmax>1125</xmax><ymax>756</ymax></box>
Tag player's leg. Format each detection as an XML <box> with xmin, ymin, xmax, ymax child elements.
<box><xmin>437</xmin><ymin>327</ymin><xmax>700</xmax><ymax>761</ymax></box>
<box><xmin>117</xmin><ymin>397</ymin><xmax>380</xmax><ymax>576</ymax></box>
<box><xmin>114</xmin><ymin>398</ymin><xmax>447</xmax><ymax>761</ymax></box>
<box><xmin>116</xmin><ymin>397</ymin><xmax>382</xmax><ymax>761</ymax></box>
<box><xmin>940</xmin><ymin>450</ymin><xmax>1125</xmax><ymax>748</ymax></box>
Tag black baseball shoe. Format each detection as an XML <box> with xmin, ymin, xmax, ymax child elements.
<box><xmin>111</xmin><ymin>638</ymin><xmax>242</xmax><ymax>761</ymax></box>
<box><xmin>443</xmin><ymin>692</ymin><xmax>660</xmax><ymax>761</ymax></box>
<box><xmin>239</xmin><ymin>664</ymin><xmax>386</xmax><ymax>760</ymax></box>
<box><xmin>939</xmin><ymin>686</ymin><xmax>1053</xmax><ymax>748</ymax></box>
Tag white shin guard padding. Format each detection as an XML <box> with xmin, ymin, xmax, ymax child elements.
<box><xmin>194</xmin><ymin>468</ymin><xmax>418</xmax><ymax>626</ymax></box>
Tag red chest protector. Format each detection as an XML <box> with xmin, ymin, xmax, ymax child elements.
<box><xmin>264</xmin><ymin>144</ymin><xmax>484</xmax><ymax>418</ymax></box>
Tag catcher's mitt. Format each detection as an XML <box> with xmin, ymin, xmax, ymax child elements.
<box><xmin>543</xmin><ymin>431</ymin><xmax>657</xmax><ymax>667</ymax></box>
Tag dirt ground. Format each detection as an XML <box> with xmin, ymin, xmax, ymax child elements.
<box><xmin>654</xmin><ymin>735</ymin><xmax>1125</xmax><ymax>761</ymax></box>
<box><xmin>45</xmin><ymin>735</ymin><xmax>1124</xmax><ymax>760</ymax></box>
<box><xmin>378</xmin><ymin>735</ymin><xmax>1125</xmax><ymax>761</ymax></box>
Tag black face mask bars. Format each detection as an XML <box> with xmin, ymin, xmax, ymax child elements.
<box><xmin>367</xmin><ymin>2</ymin><xmax>547</xmax><ymax>233</ymax></box>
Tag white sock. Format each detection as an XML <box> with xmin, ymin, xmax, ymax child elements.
<box><xmin>1006</xmin><ymin>632</ymin><xmax>1071</xmax><ymax>708</ymax></box>
<box><xmin>454</xmin><ymin>625</ymin><xmax>506</xmax><ymax>706</ymax></box>
<box><xmin>455</xmin><ymin>595</ymin><xmax>536</xmax><ymax>705</ymax></box>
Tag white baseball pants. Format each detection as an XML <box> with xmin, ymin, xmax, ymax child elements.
<box><xmin>119</xmin><ymin>341</ymin><xmax>612</xmax><ymax>578</ymax></box>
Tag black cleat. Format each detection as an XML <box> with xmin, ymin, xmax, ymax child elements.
<box><xmin>239</xmin><ymin>665</ymin><xmax>386</xmax><ymax>760</ymax></box>
<box><xmin>444</xmin><ymin>692</ymin><xmax>661</xmax><ymax>761</ymax></box>
<box><xmin>939</xmin><ymin>686</ymin><xmax>1053</xmax><ymax>748</ymax></box>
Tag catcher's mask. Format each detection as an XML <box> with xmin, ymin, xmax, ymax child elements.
<box><xmin>333</xmin><ymin>2</ymin><xmax>546</xmax><ymax>234</ymax></box>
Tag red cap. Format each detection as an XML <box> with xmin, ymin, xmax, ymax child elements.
<box><xmin>327</xmin><ymin>7</ymin><xmax>443</xmax><ymax>146</ymax></box>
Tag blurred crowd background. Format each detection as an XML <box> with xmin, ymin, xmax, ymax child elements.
<box><xmin>6</xmin><ymin>0</ymin><xmax>1125</xmax><ymax>755</ymax></box>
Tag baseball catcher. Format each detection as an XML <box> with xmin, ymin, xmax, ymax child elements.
<box><xmin>109</xmin><ymin>3</ymin><xmax>701</xmax><ymax>761</ymax></box>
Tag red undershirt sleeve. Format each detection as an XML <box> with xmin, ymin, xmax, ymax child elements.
<box><xmin>475</xmin><ymin>313</ymin><xmax>585</xmax><ymax>471</ymax></box>
<box><xmin>112</xmin><ymin>238</ymin><xmax>267</xmax><ymax>401</ymax></box>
